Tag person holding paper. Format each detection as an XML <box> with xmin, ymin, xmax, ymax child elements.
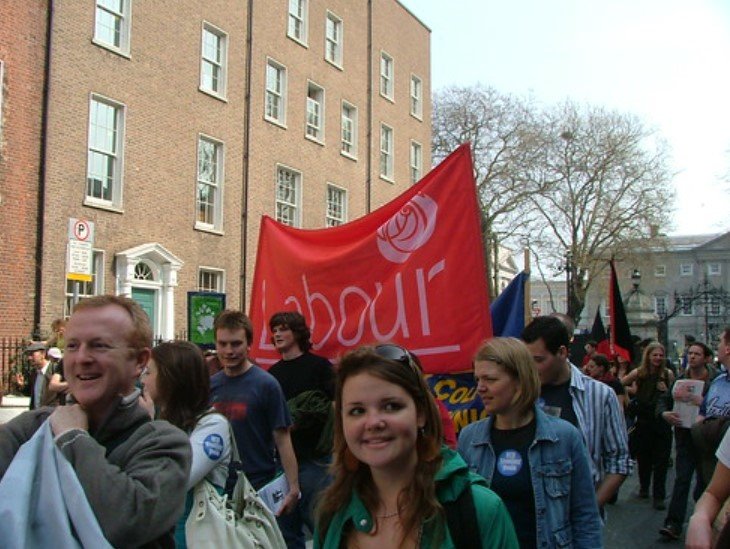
<box><xmin>658</xmin><ymin>342</ymin><xmax>718</xmax><ymax>540</ymax></box>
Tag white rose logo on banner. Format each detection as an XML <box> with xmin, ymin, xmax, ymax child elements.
<box><xmin>376</xmin><ymin>193</ymin><xmax>438</xmax><ymax>263</ymax></box>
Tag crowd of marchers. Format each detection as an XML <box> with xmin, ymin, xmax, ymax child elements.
<box><xmin>2</xmin><ymin>296</ymin><xmax>730</xmax><ymax>549</ymax></box>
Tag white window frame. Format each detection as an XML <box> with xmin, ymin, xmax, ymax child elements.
<box><xmin>85</xmin><ymin>94</ymin><xmax>125</xmax><ymax>210</ymax></box>
<box><xmin>198</xmin><ymin>267</ymin><xmax>225</xmax><ymax>293</ymax></box>
<box><xmin>65</xmin><ymin>250</ymin><xmax>105</xmax><ymax>316</ymax></box>
<box><xmin>324</xmin><ymin>11</ymin><xmax>343</xmax><ymax>67</ymax></box>
<box><xmin>326</xmin><ymin>184</ymin><xmax>347</xmax><ymax>227</ymax></box>
<box><xmin>680</xmin><ymin>296</ymin><xmax>694</xmax><ymax>316</ymax></box>
<box><xmin>708</xmin><ymin>297</ymin><xmax>722</xmax><ymax>317</ymax></box>
<box><xmin>410</xmin><ymin>140</ymin><xmax>422</xmax><ymax>184</ymax></box>
<box><xmin>410</xmin><ymin>74</ymin><xmax>422</xmax><ymax>119</ymax></box>
<box><xmin>380</xmin><ymin>124</ymin><xmax>394</xmax><ymax>181</ymax></box>
<box><xmin>380</xmin><ymin>51</ymin><xmax>394</xmax><ymax>100</ymax></box>
<box><xmin>305</xmin><ymin>81</ymin><xmax>325</xmax><ymax>142</ymax></box>
<box><xmin>654</xmin><ymin>264</ymin><xmax>666</xmax><ymax>277</ymax></box>
<box><xmin>680</xmin><ymin>263</ymin><xmax>694</xmax><ymax>277</ymax></box>
<box><xmin>200</xmin><ymin>22</ymin><xmax>227</xmax><ymax>99</ymax></box>
<box><xmin>195</xmin><ymin>135</ymin><xmax>224</xmax><ymax>232</ymax></box>
<box><xmin>287</xmin><ymin>0</ymin><xmax>308</xmax><ymax>45</ymax></box>
<box><xmin>708</xmin><ymin>262</ymin><xmax>721</xmax><ymax>276</ymax></box>
<box><xmin>265</xmin><ymin>58</ymin><xmax>287</xmax><ymax>127</ymax></box>
<box><xmin>340</xmin><ymin>101</ymin><xmax>358</xmax><ymax>159</ymax></box>
<box><xmin>93</xmin><ymin>0</ymin><xmax>132</xmax><ymax>55</ymax></box>
<box><xmin>276</xmin><ymin>165</ymin><xmax>302</xmax><ymax>227</ymax></box>
<box><xmin>654</xmin><ymin>295</ymin><xmax>667</xmax><ymax>317</ymax></box>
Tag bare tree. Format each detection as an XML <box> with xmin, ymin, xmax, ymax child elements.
<box><xmin>432</xmin><ymin>87</ymin><xmax>675</xmax><ymax>321</ymax></box>
<box><xmin>432</xmin><ymin>85</ymin><xmax>550</xmax><ymax>297</ymax></box>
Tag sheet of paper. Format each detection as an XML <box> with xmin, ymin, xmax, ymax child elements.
<box><xmin>672</xmin><ymin>379</ymin><xmax>704</xmax><ymax>428</ymax></box>
<box><xmin>257</xmin><ymin>474</ymin><xmax>289</xmax><ymax>515</ymax></box>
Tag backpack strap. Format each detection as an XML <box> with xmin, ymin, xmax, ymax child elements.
<box><xmin>103</xmin><ymin>416</ymin><xmax>152</xmax><ymax>457</ymax></box>
<box><xmin>443</xmin><ymin>486</ymin><xmax>480</xmax><ymax>549</ymax></box>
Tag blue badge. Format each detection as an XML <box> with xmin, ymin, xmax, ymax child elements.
<box><xmin>497</xmin><ymin>450</ymin><xmax>523</xmax><ymax>477</ymax></box>
<box><xmin>203</xmin><ymin>433</ymin><xmax>224</xmax><ymax>460</ymax></box>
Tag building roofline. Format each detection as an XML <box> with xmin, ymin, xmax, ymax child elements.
<box><xmin>394</xmin><ymin>1</ymin><xmax>432</xmax><ymax>32</ymax></box>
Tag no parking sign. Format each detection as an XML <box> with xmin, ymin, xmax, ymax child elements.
<box><xmin>67</xmin><ymin>218</ymin><xmax>95</xmax><ymax>282</ymax></box>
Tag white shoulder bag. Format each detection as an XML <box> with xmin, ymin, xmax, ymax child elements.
<box><xmin>185</xmin><ymin>423</ymin><xmax>286</xmax><ymax>548</ymax></box>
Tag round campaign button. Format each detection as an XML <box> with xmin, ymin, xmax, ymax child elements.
<box><xmin>497</xmin><ymin>450</ymin><xmax>523</xmax><ymax>477</ymax></box>
<box><xmin>203</xmin><ymin>433</ymin><xmax>224</xmax><ymax>460</ymax></box>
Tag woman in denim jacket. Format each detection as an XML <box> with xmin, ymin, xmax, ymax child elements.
<box><xmin>458</xmin><ymin>338</ymin><xmax>602</xmax><ymax>548</ymax></box>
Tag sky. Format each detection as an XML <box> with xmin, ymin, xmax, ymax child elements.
<box><xmin>399</xmin><ymin>0</ymin><xmax>730</xmax><ymax>236</ymax></box>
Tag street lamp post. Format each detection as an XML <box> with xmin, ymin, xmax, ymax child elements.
<box><xmin>565</xmin><ymin>251</ymin><xmax>573</xmax><ymax>319</ymax></box>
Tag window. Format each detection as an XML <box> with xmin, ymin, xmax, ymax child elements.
<box><xmin>86</xmin><ymin>96</ymin><xmax>125</xmax><ymax>208</ymax></box>
<box><xmin>380</xmin><ymin>124</ymin><xmax>393</xmax><ymax>180</ymax></box>
<box><xmin>680</xmin><ymin>296</ymin><xmax>694</xmax><ymax>316</ymax></box>
<box><xmin>680</xmin><ymin>263</ymin><xmax>693</xmax><ymax>276</ymax></box>
<box><xmin>94</xmin><ymin>0</ymin><xmax>131</xmax><ymax>54</ymax></box>
<box><xmin>287</xmin><ymin>0</ymin><xmax>307</xmax><ymax>44</ymax></box>
<box><xmin>654</xmin><ymin>265</ymin><xmax>666</xmax><ymax>277</ymax></box>
<box><xmin>265</xmin><ymin>60</ymin><xmax>286</xmax><ymax>125</ymax></box>
<box><xmin>326</xmin><ymin>184</ymin><xmax>347</xmax><ymax>227</ymax></box>
<box><xmin>276</xmin><ymin>166</ymin><xmax>301</xmax><ymax>227</ymax></box>
<box><xmin>200</xmin><ymin>23</ymin><xmax>227</xmax><ymax>97</ymax></box>
<box><xmin>196</xmin><ymin>136</ymin><xmax>224</xmax><ymax>230</ymax></box>
<box><xmin>380</xmin><ymin>52</ymin><xmax>393</xmax><ymax>99</ymax></box>
<box><xmin>410</xmin><ymin>141</ymin><xmax>422</xmax><ymax>183</ymax></box>
<box><xmin>708</xmin><ymin>262</ymin><xmax>722</xmax><ymax>276</ymax></box>
<box><xmin>654</xmin><ymin>296</ymin><xmax>667</xmax><ymax>317</ymax></box>
<box><xmin>65</xmin><ymin>251</ymin><xmax>104</xmax><ymax>316</ymax></box>
<box><xmin>341</xmin><ymin>102</ymin><xmax>357</xmax><ymax>158</ymax></box>
<box><xmin>198</xmin><ymin>268</ymin><xmax>225</xmax><ymax>292</ymax></box>
<box><xmin>708</xmin><ymin>297</ymin><xmax>722</xmax><ymax>317</ymax></box>
<box><xmin>325</xmin><ymin>12</ymin><xmax>343</xmax><ymax>66</ymax></box>
<box><xmin>410</xmin><ymin>75</ymin><xmax>422</xmax><ymax>119</ymax></box>
<box><xmin>306</xmin><ymin>82</ymin><xmax>324</xmax><ymax>141</ymax></box>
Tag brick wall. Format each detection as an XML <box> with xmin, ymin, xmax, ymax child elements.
<box><xmin>0</xmin><ymin>1</ymin><xmax>49</xmax><ymax>337</ymax></box>
<box><xmin>4</xmin><ymin>0</ymin><xmax>431</xmax><ymax>337</ymax></box>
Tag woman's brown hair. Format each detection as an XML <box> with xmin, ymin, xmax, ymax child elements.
<box><xmin>151</xmin><ymin>341</ymin><xmax>210</xmax><ymax>432</ymax></box>
<box><xmin>315</xmin><ymin>345</ymin><xmax>444</xmax><ymax>545</ymax></box>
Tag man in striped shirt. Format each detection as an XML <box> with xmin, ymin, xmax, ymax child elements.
<box><xmin>522</xmin><ymin>316</ymin><xmax>632</xmax><ymax>508</ymax></box>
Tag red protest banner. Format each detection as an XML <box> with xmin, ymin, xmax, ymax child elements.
<box><xmin>249</xmin><ymin>144</ymin><xmax>492</xmax><ymax>374</ymax></box>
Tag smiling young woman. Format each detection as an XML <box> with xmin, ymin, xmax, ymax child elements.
<box><xmin>314</xmin><ymin>345</ymin><xmax>518</xmax><ymax>549</ymax></box>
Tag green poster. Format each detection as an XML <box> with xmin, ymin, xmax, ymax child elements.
<box><xmin>187</xmin><ymin>292</ymin><xmax>226</xmax><ymax>347</ymax></box>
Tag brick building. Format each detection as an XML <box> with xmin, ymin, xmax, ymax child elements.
<box><xmin>0</xmin><ymin>0</ymin><xmax>431</xmax><ymax>340</ymax></box>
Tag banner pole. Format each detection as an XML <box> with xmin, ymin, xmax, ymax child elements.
<box><xmin>524</xmin><ymin>248</ymin><xmax>532</xmax><ymax>324</ymax></box>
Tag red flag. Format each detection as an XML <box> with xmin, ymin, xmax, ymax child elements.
<box><xmin>248</xmin><ymin>144</ymin><xmax>492</xmax><ymax>374</ymax></box>
<box><xmin>596</xmin><ymin>261</ymin><xmax>633</xmax><ymax>362</ymax></box>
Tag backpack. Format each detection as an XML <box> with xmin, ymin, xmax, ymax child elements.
<box><xmin>442</xmin><ymin>486</ymin><xmax>480</xmax><ymax>549</ymax></box>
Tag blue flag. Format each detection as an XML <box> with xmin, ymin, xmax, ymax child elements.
<box><xmin>490</xmin><ymin>271</ymin><xmax>528</xmax><ymax>337</ymax></box>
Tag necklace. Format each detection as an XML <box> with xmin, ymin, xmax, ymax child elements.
<box><xmin>376</xmin><ymin>509</ymin><xmax>400</xmax><ymax>519</ymax></box>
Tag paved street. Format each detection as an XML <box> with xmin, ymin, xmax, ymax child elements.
<box><xmin>604</xmin><ymin>462</ymin><xmax>688</xmax><ymax>548</ymax></box>
<box><xmin>0</xmin><ymin>397</ymin><xmax>695</xmax><ymax>547</ymax></box>
<box><xmin>0</xmin><ymin>395</ymin><xmax>28</xmax><ymax>424</ymax></box>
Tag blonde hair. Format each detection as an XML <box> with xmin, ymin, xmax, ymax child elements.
<box><xmin>474</xmin><ymin>337</ymin><xmax>540</xmax><ymax>414</ymax></box>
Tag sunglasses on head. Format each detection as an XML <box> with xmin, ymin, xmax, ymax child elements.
<box><xmin>374</xmin><ymin>344</ymin><xmax>422</xmax><ymax>376</ymax></box>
